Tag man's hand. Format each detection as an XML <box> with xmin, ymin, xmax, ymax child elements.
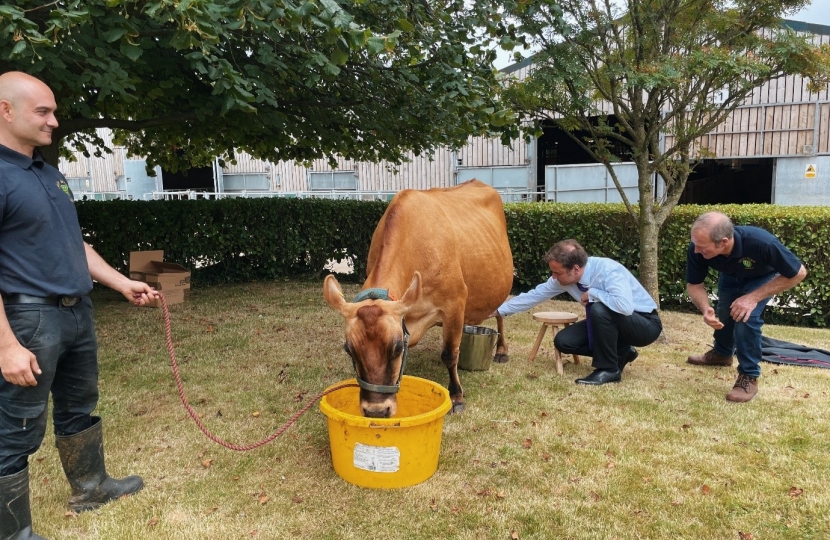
<box><xmin>120</xmin><ymin>280</ymin><xmax>159</xmax><ymax>306</ymax></box>
<box><xmin>580</xmin><ymin>290</ymin><xmax>589</xmax><ymax>306</ymax></box>
<box><xmin>0</xmin><ymin>341</ymin><xmax>41</xmax><ymax>386</ymax></box>
<box><xmin>703</xmin><ymin>306</ymin><xmax>724</xmax><ymax>330</ymax></box>
<box><xmin>730</xmin><ymin>295</ymin><xmax>759</xmax><ymax>323</ymax></box>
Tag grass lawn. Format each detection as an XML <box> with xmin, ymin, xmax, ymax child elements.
<box><xmin>27</xmin><ymin>280</ymin><xmax>830</xmax><ymax>539</ymax></box>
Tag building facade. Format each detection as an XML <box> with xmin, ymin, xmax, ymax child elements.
<box><xmin>60</xmin><ymin>21</ymin><xmax>830</xmax><ymax>205</ymax></box>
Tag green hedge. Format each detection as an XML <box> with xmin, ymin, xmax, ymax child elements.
<box><xmin>504</xmin><ymin>203</ymin><xmax>830</xmax><ymax>327</ymax></box>
<box><xmin>77</xmin><ymin>198</ymin><xmax>387</xmax><ymax>284</ymax></box>
<box><xmin>77</xmin><ymin>199</ymin><xmax>830</xmax><ymax>326</ymax></box>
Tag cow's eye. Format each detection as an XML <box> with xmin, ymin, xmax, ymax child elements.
<box><xmin>390</xmin><ymin>340</ymin><xmax>404</xmax><ymax>359</ymax></box>
<box><xmin>343</xmin><ymin>343</ymin><xmax>352</xmax><ymax>356</ymax></box>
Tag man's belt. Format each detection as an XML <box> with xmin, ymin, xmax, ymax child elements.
<box><xmin>1</xmin><ymin>293</ymin><xmax>82</xmax><ymax>307</ymax></box>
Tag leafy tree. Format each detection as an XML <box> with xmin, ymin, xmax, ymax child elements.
<box><xmin>500</xmin><ymin>0</ymin><xmax>830</xmax><ymax>302</ymax></box>
<box><xmin>1</xmin><ymin>0</ymin><xmax>516</xmax><ymax>169</ymax></box>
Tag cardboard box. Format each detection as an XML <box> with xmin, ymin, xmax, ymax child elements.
<box><xmin>129</xmin><ymin>250</ymin><xmax>191</xmax><ymax>307</ymax></box>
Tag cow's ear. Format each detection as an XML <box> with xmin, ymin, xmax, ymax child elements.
<box><xmin>398</xmin><ymin>271</ymin><xmax>422</xmax><ymax>311</ymax></box>
<box><xmin>323</xmin><ymin>275</ymin><xmax>348</xmax><ymax>314</ymax></box>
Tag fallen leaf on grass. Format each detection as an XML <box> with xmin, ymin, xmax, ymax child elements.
<box><xmin>148</xmin><ymin>517</ymin><xmax>159</xmax><ymax>527</ymax></box>
<box><xmin>701</xmin><ymin>484</ymin><xmax>711</xmax><ymax>495</ymax></box>
<box><xmin>64</xmin><ymin>511</ymin><xmax>77</xmax><ymax>518</ymax></box>
<box><xmin>204</xmin><ymin>505</ymin><xmax>219</xmax><ymax>515</ymax></box>
<box><xmin>201</xmin><ymin>459</ymin><xmax>213</xmax><ymax>469</ymax></box>
<box><xmin>738</xmin><ymin>532</ymin><xmax>754</xmax><ymax>540</ymax></box>
<box><xmin>522</xmin><ymin>438</ymin><xmax>532</xmax><ymax>449</ymax></box>
<box><xmin>789</xmin><ymin>487</ymin><xmax>803</xmax><ymax>498</ymax></box>
<box><xmin>291</xmin><ymin>495</ymin><xmax>303</xmax><ymax>504</ymax></box>
<box><xmin>682</xmin><ymin>423</ymin><xmax>692</xmax><ymax>430</ymax></box>
<box><xmin>510</xmin><ymin>530</ymin><xmax>519</xmax><ymax>540</ymax></box>
<box><xmin>252</xmin><ymin>411</ymin><xmax>260</xmax><ymax>418</ymax></box>
<box><xmin>258</xmin><ymin>494</ymin><xmax>270</xmax><ymax>505</ymax></box>
<box><xmin>429</xmin><ymin>498</ymin><xmax>438</xmax><ymax>511</ymax></box>
<box><xmin>477</xmin><ymin>488</ymin><xmax>491</xmax><ymax>497</ymax></box>
<box><xmin>496</xmin><ymin>491</ymin><xmax>505</xmax><ymax>499</ymax></box>
<box><xmin>542</xmin><ymin>453</ymin><xmax>551</xmax><ymax>462</ymax></box>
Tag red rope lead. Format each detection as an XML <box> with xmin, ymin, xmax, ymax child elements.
<box><xmin>159</xmin><ymin>293</ymin><xmax>357</xmax><ymax>451</ymax></box>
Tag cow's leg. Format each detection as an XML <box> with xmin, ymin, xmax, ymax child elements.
<box><xmin>440</xmin><ymin>316</ymin><xmax>465</xmax><ymax>414</ymax></box>
<box><xmin>493</xmin><ymin>315</ymin><xmax>509</xmax><ymax>363</ymax></box>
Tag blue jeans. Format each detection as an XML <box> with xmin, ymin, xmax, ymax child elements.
<box><xmin>0</xmin><ymin>297</ymin><xmax>99</xmax><ymax>476</ymax></box>
<box><xmin>713</xmin><ymin>273</ymin><xmax>776</xmax><ymax>379</ymax></box>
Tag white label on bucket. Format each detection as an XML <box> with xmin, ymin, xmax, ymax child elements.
<box><xmin>353</xmin><ymin>443</ymin><xmax>400</xmax><ymax>473</ymax></box>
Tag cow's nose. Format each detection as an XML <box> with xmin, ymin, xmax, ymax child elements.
<box><xmin>362</xmin><ymin>406</ymin><xmax>391</xmax><ymax>418</ymax></box>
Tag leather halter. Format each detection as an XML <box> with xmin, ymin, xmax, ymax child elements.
<box><xmin>351</xmin><ymin>288</ymin><xmax>409</xmax><ymax>394</ymax></box>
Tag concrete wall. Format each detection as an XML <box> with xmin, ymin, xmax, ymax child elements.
<box><xmin>773</xmin><ymin>155</ymin><xmax>830</xmax><ymax>205</ymax></box>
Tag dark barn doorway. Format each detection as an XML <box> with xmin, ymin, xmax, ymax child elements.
<box><xmin>159</xmin><ymin>165</ymin><xmax>214</xmax><ymax>192</ymax></box>
<box><xmin>679</xmin><ymin>158</ymin><xmax>773</xmax><ymax>205</ymax></box>
<box><xmin>535</xmin><ymin>118</ymin><xmax>634</xmax><ymax>192</ymax></box>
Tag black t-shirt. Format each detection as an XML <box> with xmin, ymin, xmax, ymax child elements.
<box><xmin>0</xmin><ymin>144</ymin><xmax>92</xmax><ymax>297</ymax></box>
<box><xmin>686</xmin><ymin>226</ymin><xmax>802</xmax><ymax>285</ymax></box>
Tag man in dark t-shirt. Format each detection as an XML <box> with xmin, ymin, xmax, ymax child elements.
<box><xmin>0</xmin><ymin>72</ymin><xmax>159</xmax><ymax>539</ymax></box>
<box><xmin>685</xmin><ymin>212</ymin><xmax>806</xmax><ymax>403</ymax></box>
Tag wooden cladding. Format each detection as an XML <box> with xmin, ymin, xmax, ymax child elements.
<box><xmin>665</xmin><ymin>101</ymin><xmax>829</xmax><ymax>158</ymax></box>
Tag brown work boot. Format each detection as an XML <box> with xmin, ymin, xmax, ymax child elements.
<box><xmin>687</xmin><ymin>349</ymin><xmax>733</xmax><ymax>367</ymax></box>
<box><xmin>726</xmin><ymin>373</ymin><xmax>758</xmax><ymax>403</ymax></box>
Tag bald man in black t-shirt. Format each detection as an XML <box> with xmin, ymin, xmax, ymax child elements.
<box><xmin>0</xmin><ymin>71</ymin><xmax>159</xmax><ymax>539</ymax></box>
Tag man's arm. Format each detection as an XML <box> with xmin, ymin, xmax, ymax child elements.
<box><xmin>493</xmin><ymin>278</ymin><xmax>562</xmax><ymax>318</ymax></box>
<box><xmin>730</xmin><ymin>265</ymin><xmax>807</xmax><ymax>322</ymax></box>
<box><xmin>0</xmin><ymin>297</ymin><xmax>41</xmax><ymax>386</ymax></box>
<box><xmin>84</xmin><ymin>243</ymin><xmax>158</xmax><ymax>306</ymax></box>
<box><xmin>686</xmin><ymin>282</ymin><xmax>724</xmax><ymax>330</ymax></box>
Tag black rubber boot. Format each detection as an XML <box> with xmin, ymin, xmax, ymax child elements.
<box><xmin>54</xmin><ymin>417</ymin><xmax>144</xmax><ymax>513</ymax></box>
<box><xmin>0</xmin><ymin>466</ymin><xmax>48</xmax><ymax>540</ymax></box>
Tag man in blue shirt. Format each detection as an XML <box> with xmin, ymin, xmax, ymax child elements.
<box><xmin>496</xmin><ymin>240</ymin><xmax>663</xmax><ymax>386</ymax></box>
<box><xmin>686</xmin><ymin>212</ymin><xmax>806</xmax><ymax>403</ymax></box>
<box><xmin>0</xmin><ymin>72</ymin><xmax>159</xmax><ymax>540</ymax></box>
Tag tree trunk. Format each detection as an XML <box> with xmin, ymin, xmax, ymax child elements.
<box><xmin>637</xmin><ymin>182</ymin><xmax>661</xmax><ymax>307</ymax></box>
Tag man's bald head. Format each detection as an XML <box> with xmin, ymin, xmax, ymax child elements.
<box><xmin>0</xmin><ymin>71</ymin><xmax>52</xmax><ymax>106</ymax></box>
<box><xmin>0</xmin><ymin>71</ymin><xmax>59</xmax><ymax>156</ymax></box>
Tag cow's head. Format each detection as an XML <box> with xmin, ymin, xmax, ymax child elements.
<box><xmin>323</xmin><ymin>273</ymin><xmax>422</xmax><ymax>418</ymax></box>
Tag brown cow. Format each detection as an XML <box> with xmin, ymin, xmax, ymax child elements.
<box><xmin>323</xmin><ymin>180</ymin><xmax>514</xmax><ymax>417</ymax></box>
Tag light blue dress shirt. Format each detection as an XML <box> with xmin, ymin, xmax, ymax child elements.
<box><xmin>497</xmin><ymin>257</ymin><xmax>658</xmax><ymax>317</ymax></box>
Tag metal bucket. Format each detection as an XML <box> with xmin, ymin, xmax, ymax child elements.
<box><xmin>458</xmin><ymin>325</ymin><xmax>499</xmax><ymax>371</ymax></box>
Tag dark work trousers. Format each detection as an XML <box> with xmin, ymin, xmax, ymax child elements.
<box><xmin>0</xmin><ymin>297</ymin><xmax>98</xmax><ymax>476</ymax></box>
<box><xmin>712</xmin><ymin>272</ymin><xmax>775</xmax><ymax>379</ymax></box>
<box><xmin>554</xmin><ymin>303</ymin><xmax>663</xmax><ymax>370</ymax></box>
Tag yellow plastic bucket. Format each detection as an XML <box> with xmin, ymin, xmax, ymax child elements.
<box><xmin>319</xmin><ymin>375</ymin><xmax>452</xmax><ymax>489</ymax></box>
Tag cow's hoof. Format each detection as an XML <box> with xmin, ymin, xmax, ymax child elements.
<box><xmin>493</xmin><ymin>353</ymin><xmax>509</xmax><ymax>364</ymax></box>
<box><xmin>450</xmin><ymin>401</ymin><xmax>466</xmax><ymax>414</ymax></box>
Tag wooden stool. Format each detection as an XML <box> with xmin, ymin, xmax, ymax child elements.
<box><xmin>528</xmin><ymin>311</ymin><xmax>580</xmax><ymax>375</ymax></box>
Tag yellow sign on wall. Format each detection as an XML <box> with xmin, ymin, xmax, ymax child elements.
<box><xmin>805</xmin><ymin>164</ymin><xmax>817</xmax><ymax>179</ymax></box>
